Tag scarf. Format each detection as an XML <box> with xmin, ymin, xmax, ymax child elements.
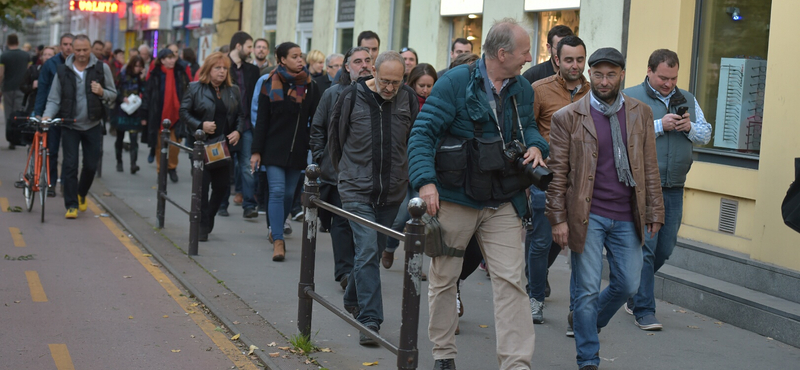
<box><xmin>160</xmin><ymin>66</ymin><xmax>180</xmax><ymax>127</ymax></box>
<box><xmin>590</xmin><ymin>91</ymin><xmax>637</xmax><ymax>187</ymax></box>
<box><xmin>262</xmin><ymin>65</ymin><xmax>311</xmax><ymax>104</ymax></box>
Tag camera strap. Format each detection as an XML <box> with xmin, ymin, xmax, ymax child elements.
<box><xmin>477</xmin><ymin>66</ymin><xmax>520</xmax><ymax>145</ymax></box>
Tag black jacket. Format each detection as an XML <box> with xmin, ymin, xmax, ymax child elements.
<box><xmin>522</xmin><ymin>57</ymin><xmax>556</xmax><ymax>85</ymax></box>
<box><xmin>143</xmin><ymin>66</ymin><xmax>190</xmax><ymax>145</ymax></box>
<box><xmin>252</xmin><ymin>78</ymin><xmax>321</xmax><ymax>170</ymax></box>
<box><xmin>228</xmin><ymin>57</ymin><xmax>261</xmax><ymax>130</ymax></box>
<box><xmin>20</xmin><ymin>64</ymin><xmax>42</xmax><ymax>114</ymax></box>
<box><xmin>313</xmin><ymin>73</ymin><xmax>334</xmax><ymax>95</ymax></box>
<box><xmin>55</xmin><ymin>62</ymin><xmax>106</xmax><ymax>122</ymax></box>
<box><xmin>180</xmin><ymin>82</ymin><xmax>245</xmax><ymax>142</ymax></box>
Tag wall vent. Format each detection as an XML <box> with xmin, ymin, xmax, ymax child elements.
<box><xmin>718</xmin><ymin>198</ymin><xmax>739</xmax><ymax>234</ymax></box>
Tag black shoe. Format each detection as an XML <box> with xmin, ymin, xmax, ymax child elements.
<box><xmin>131</xmin><ymin>165</ymin><xmax>140</xmax><ymax>174</ymax></box>
<box><xmin>199</xmin><ymin>233</ymin><xmax>208</xmax><ymax>242</ymax></box>
<box><xmin>9</xmin><ymin>143</ymin><xmax>15</xmax><ymax>150</ymax></box>
<box><xmin>545</xmin><ymin>271</ymin><xmax>551</xmax><ymax>298</ymax></box>
<box><xmin>579</xmin><ymin>366</ymin><xmax>598</xmax><ymax>370</ymax></box>
<box><xmin>14</xmin><ymin>180</ymin><xmax>25</xmax><ymax>189</ymax></box>
<box><xmin>339</xmin><ymin>274</ymin><xmax>349</xmax><ymax>291</ymax></box>
<box><xmin>168</xmin><ymin>169</ymin><xmax>178</xmax><ymax>183</ymax></box>
<box><xmin>47</xmin><ymin>186</ymin><xmax>56</xmax><ymax>198</ymax></box>
<box><xmin>433</xmin><ymin>359</ymin><xmax>456</xmax><ymax>370</ymax></box>
<box><xmin>217</xmin><ymin>209</ymin><xmax>229</xmax><ymax>217</ymax></box>
<box><xmin>243</xmin><ymin>207</ymin><xmax>258</xmax><ymax>218</ymax></box>
<box><xmin>359</xmin><ymin>323</ymin><xmax>379</xmax><ymax>346</ymax></box>
<box><xmin>116</xmin><ymin>162</ymin><xmax>123</xmax><ymax>172</ymax></box>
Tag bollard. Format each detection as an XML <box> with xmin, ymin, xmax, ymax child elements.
<box><xmin>156</xmin><ymin>119</ymin><xmax>171</xmax><ymax>229</ymax></box>
<box><xmin>188</xmin><ymin>129</ymin><xmax>206</xmax><ymax>256</ymax></box>
<box><xmin>397</xmin><ymin>197</ymin><xmax>427</xmax><ymax>370</ymax></box>
<box><xmin>298</xmin><ymin>164</ymin><xmax>321</xmax><ymax>337</ymax></box>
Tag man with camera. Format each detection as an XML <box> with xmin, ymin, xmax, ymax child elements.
<box><xmin>408</xmin><ymin>18</ymin><xmax>548</xmax><ymax>370</ymax></box>
<box><xmin>546</xmin><ymin>47</ymin><xmax>664</xmax><ymax>370</ymax></box>
<box><xmin>622</xmin><ymin>49</ymin><xmax>711</xmax><ymax>331</ymax></box>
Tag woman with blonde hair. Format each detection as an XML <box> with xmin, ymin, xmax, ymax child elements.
<box><xmin>179</xmin><ymin>51</ymin><xmax>245</xmax><ymax>241</ymax></box>
<box><xmin>305</xmin><ymin>49</ymin><xmax>325</xmax><ymax>78</ymax></box>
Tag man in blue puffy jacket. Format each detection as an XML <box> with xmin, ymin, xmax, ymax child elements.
<box><xmin>407</xmin><ymin>18</ymin><xmax>548</xmax><ymax>370</ymax></box>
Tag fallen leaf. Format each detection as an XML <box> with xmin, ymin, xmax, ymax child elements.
<box><xmin>171</xmin><ymin>349</ymin><xmax>181</xmax><ymax>353</ymax></box>
<box><xmin>103</xmin><ymin>192</ymin><xmax>112</xmax><ymax>196</ymax></box>
<box><xmin>647</xmin><ymin>333</ymin><xmax>655</xmax><ymax>336</ymax></box>
<box><xmin>163</xmin><ymin>315</ymin><xmax>169</xmax><ymax>318</ymax></box>
<box><xmin>123</xmin><ymin>276</ymin><xmax>132</xmax><ymax>278</ymax></box>
<box><xmin>190</xmin><ymin>335</ymin><xmax>195</xmax><ymax>338</ymax></box>
<box><xmin>14</xmin><ymin>300</ymin><xmax>21</xmax><ymax>304</ymax></box>
<box><xmin>142</xmin><ymin>254</ymin><xmax>152</xmax><ymax>257</ymax></box>
<box><xmin>688</xmin><ymin>325</ymin><xmax>699</xmax><ymax>329</ymax></box>
<box><xmin>248</xmin><ymin>345</ymin><xmax>259</xmax><ymax>355</ymax></box>
<box><xmin>151</xmin><ymin>186</ymin><xmax>157</xmax><ymax>190</ymax></box>
<box><xmin>304</xmin><ymin>359</ymin><xmax>313</xmax><ymax>364</ymax></box>
<box><xmin>277</xmin><ymin>346</ymin><xmax>290</xmax><ymax>351</ymax></box>
<box><xmin>205</xmin><ymin>347</ymin><xmax>212</xmax><ymax>351</ymax></box>
<box><xmin>232</xmin><ymin>253</ymin><xmax>236</xmax><ymax>256</ymax></box>
<box><xmin>676</xmin><ymin>309</ymin><xmax>687</xmax><ymax>314</ymax></box>
<box><xmin>767</xmin><ymin>337</ymin><xmax>774</xmax><ymax>341</ymax></box>
<box><xmin>268</xmin><ymin>352</ymin><xmax>280</xmax><ymax>358</ymax></box>
<box><xmin>479</xmin><ymin>325</ymin><xmax>489</xmax><ymax>328</ymax></box>
<box><xmin>231</xmin><ymin>334</ymin><xmax>240</xmax><ymax>340</ymax></box>
<box><xmin>320</xmin><ymin>348</ymin><xmax>332</xmax><ymax>353</ymax></box>
<box><xmin>267</xmin><ymin>342</ymin><xmax>277</xmax><ymax>347</ymax></box>
<box><xmin>128</xmin><ymin>316</ymin><xmax>134</xmax><ymax>319</ymax></box>
<box><xmin>363</xmin><ymin>361</ymin><xmax>379</xmax><ymax>366</ymax></box>
<box><xmin>191</xmin><ymin>303</ymin><xmax>200</xmax><ymax>307</ymax></box>
<box><xmin>232</xmin><ymin>321</ymin><xmax>240</xmax><ymax>325</ymax></box>
<box><xmin>714</xmin><ymin>321</ymin><xmax>723</xmax><ymax>325</ymax></box>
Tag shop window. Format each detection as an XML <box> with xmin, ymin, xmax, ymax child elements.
<box><xmin>390</xmin><ymin>0</ymin><xmax>411</xmax><ymax>52</ymax></box>
<box><xmin>450</xmin><ymin>14</ymin><xmax>482</xmax><ymax>64</ymax></box>
<box><xmin>335</xmin><ymin>0</ymin><xmax>355</xmax><ymax>54</ymax></box>
<box><xmin>692</xmin><ymin>0</ymin><xmax>771</xmax><ymax>154</ymax></box>
<box><xmin>534</xmin><ymin>10</ymin><xmax>579</xmax><ymax>64</ymax></box>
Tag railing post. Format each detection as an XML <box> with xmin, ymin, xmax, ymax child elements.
<box><xmin>156</xmin><ymin>119</ymin><xmax>171</xmax><ymax>229</ymax></box>
<box><xmin>298</xmin><ymin>164</ymin><xmax>321</xmax><ymax>337</ymax></box>
<box><xmin>188</xmin><ymin>129</ymin><xmax>206</xmax><ymax>256</ymax></box>
<box><xmin>397</xmin><ymin>197</ymin><xmax>427</xmax><ymax>370</ymax></box>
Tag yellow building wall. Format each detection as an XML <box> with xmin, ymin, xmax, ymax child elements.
<box><xmin>212</xmin><ymin>0</ymin><xmax>240</xmax><ymax>52</ymax></box>
<box><xmin>353</xmin><ymin>0</ymin><xmax>392</xmax><ymax>53</ymax></box>
<box><xmin>241</xmin><ymin>0</ymin><xmax>265</xmax><ymax>41</ymax></box>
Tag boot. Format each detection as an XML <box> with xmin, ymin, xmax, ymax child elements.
<box><xmin>130</xmin><ymin>150</ymin><xmax>140</xmax><ymax>174</ymax></box>
<box><xmin>115</xmin><ymin>146</ymin><xmax>123</xmax><ymax>172</ymax></box>
<box><xmin>116</xmin><ymin>161</ymin><xmax>123</xmax><ymax>172</ymax></box>
<box><xmin>272</xmin><ymin>240</ymin><xmax>285</xmax><ymax>261</ymax></box>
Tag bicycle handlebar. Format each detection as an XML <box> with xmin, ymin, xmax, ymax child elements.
<box><xmin>13</xmin><ymin>117</ymin><xmax>76</xmax><ymax>126</ymax></box>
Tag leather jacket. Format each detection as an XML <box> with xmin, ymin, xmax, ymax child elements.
<box><xmin>545</xmin><ymin>94</ymin><xmax>665</xmax><ymax>253</ymax></box>
<box><xmin>179</xmin><ymin>82</ymin><xmax>245</xmax><ymax>141</ymax></box>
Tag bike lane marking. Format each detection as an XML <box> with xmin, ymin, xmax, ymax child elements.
<box><xmin>25</xmin><ymin>270</ymin><xmax>48</xmax><ymax>302</ymax></box>
<box><xmin>0</xmin><ymin>197</ymin><xmax>9</xmax><ymax>212</ymax></box>
<box><xmin>48</xmin><ymin>344</ymin><xmax>76</xmax><ymax>370</ymax></box>
<box><xmin>85</xmin><ymin>197</ymin><xmax>259</xmax><ymax>370</ymax></box>
<box><xmin>9</xmin><ymin>226</ymin><xmax>26</xmax><ymax>247</ymax></box>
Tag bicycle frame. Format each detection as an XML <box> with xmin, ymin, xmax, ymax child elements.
<box><xmin>22</xmin><ymin>126</ymin><xmax>50</xmax><ymax>192</ymax></box>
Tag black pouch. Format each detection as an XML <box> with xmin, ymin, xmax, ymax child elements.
<box><xmin>435</xmin><ymin>135</ymin><xmax>468</xmax><ymax>189</ymax></box>
<box><xmin>474</xmin><ymin>136</ymin><xmax>505</xmax><ymax>172</ymax></box>
<box><xmin>465</xmin><ymin>140</ymin><xmax>494</xmax><ymax>201</ymax></box>
<box><xmin>422</xmin><ymin>214</ymin><xmax>465</xmax><ymax>258</ymax></box>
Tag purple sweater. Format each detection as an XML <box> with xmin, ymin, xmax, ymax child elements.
<box><xmin>589</xmin><ymin>106</ymin><xmax>634</xmax><ymax>222</ymax></box>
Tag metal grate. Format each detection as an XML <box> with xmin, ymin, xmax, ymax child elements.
<box><xmin>718</xmin><ymin>198</ymin><xmax>739</xmax><ymax>234</ymax></box>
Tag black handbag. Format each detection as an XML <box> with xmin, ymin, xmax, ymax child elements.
<box><xmin>781</xmin><ymin>158</ymin><xmax>800</xmax><ymax>233</ymax></box>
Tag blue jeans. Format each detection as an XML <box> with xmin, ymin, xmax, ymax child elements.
<box><xmin>384</xmin><ymin>185</ymin><xmax>417</xmax><ymax>253</ymax></box>
<box><xmin>525</xmin><ymin>186</ymin><xmax>552</xmax><ymax>302</ymax></box>
<box><xmin>572</xmin><ymin>213</ymin><xmax>642</xmax><ymax>368</ymax></box>
<box><xmin>342</xmin><ymin>202</ymin><xmax>400</xmax><ymax>328</ymax></box>
<box><xmin>633</xmin><ymin>187</ymin><xmax>682</xmax><ymax>319</ymax></box>
<box><xmin>235</xmin><ymin>130</ymin><xmax>257</xmax><ymax>210</ymax></box>
<box><xmin>265</xmin><ymin>166</ymin><xmax>301</xmax><ymax>241</ymax></box>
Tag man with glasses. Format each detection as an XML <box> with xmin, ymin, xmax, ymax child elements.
<box><xmin>328</xmin><ymin>50</ymin><xmax>418</xmax><ymax>346</ymax></box>
<box><xmin>622</xmin><ymin>49</ymin><xmax>711</xmax><ymax>331</ymax></box>
<box><xmin>313</xmin><ymin>53</ymin><xmax>344</xmax><ymax>92</ymax></box>
<box><xmin>546</xmin><ymin>47</ymin><xmax>664</xmax><ymax>370</ymax></box>
<box><xmin>252</xmin><ymin>38</ymin><xmax>272</xmax><ymax>76</ymax></box>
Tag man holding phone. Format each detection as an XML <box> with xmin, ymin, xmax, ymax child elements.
<box><xmin>622</xmin><ymin>49</ymin><xmax>711</xmax><ymax>330</ymax></box>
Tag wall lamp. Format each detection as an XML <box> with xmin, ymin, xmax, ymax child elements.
<box><xmin>726</xmin><ymin>7</ymin><xmax>743</xmax><ymax>21</ymax></box>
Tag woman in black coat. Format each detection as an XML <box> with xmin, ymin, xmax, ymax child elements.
<box><xmin>180</xmin><ymin>51</ymin><xmax>245</xmax><ymax>242</ymax></box>
<box><xmin>20</xmin><ymin>47</ymin><xmax>55</xmax><ymax>114</ymax></box>
<box><xmin>250</xmin><ymin>42</ymin><xmax>320</xmax><ymax>261</ymax></box>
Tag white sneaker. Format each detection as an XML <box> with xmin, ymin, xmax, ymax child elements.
<box><xmin>284</xmin><ymin>219</ymin><xmax>292</xmax><ymax>235</ymax></box>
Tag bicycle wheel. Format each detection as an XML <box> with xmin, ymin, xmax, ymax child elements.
<box><xmin>23</xmin><ymin>176</ymin><xmax>34</xmax><ymax>212</ymax></box>
<box><xmin>39</xmin><ymin>159</ymin><xmax>48</xmax><ymax>223</ymax></box>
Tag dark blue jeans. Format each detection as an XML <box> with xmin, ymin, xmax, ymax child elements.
<box><xmin>633</xmin><ymin>186</ymin><xmax>683</xmax><ymax>319</ymax></box>
<box><xmin>48</xmin><ymin>124</ymin><xmax>62</xmax><ymax>186</ymax></box>
<box><xmin>342</xmin><ymin>202</ymin><xmax>400</xmax><ymax>328</ymax></box>
<box><xmin>525</xmin><ymin>185</ymin><xmax>553</xmax><ymax>302</ymax></box>
<box><xmin>234</xmin><ymin>130</ymin><xmax>257</xmax><ymax>210</ymax></box>
<box><xmin>385</xmin><ymin>185</ymin><xmax>417</xmax><ymax>253</ymax></box>
<box><xmin>320</xmin><ymin>183</ymin><xmax>354</xmax><ymax>281</ymax></box>
<box><xmin>61</xmin><ymin>124</ymin><xmax>103</xmax><ymax>209</ymax></box>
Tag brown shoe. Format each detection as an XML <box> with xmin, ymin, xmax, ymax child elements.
<box><xmin>272</xmin><ymin>240</ymin><xmax>285</xmax><ymax>261</ymax></box>
<box><xmin>233</xmin><ymin>193</ymin><xmax>243</xmax><ymax>205</ymax></box>
<box><xmin>455</xmin><ymin>323</ymin><xmax>460</xmax><ymax>335</ymax></box>
<box><xmin>381</xmin><ymin>250</ymin><xmax>394</xmax><ymax>269</ymax></box>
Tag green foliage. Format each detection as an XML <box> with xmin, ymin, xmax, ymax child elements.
<box><xmin>289</xmin><ymin>333</ymin><xmax>318</xmax><ymax>355</ymax></box>
<box><xmin>0</xmin><ymin>0</ymin><xmax>52</xmax><ymax>31</ymax></box>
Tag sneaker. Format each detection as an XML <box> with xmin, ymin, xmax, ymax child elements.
<box><xmin>243</xmin><ymin>208</ymin><xmax>258</xmax><ymax>218</ymax></box>
<box><xmin>257</xmin><ymin>206</ymin><xmax>266</xmax><ymax>215</ymax></box>
<box><xmin>566</xmin><ymin>311</ymin><xmax>574</xmax><ymax>337</ymax></box>
<box><xmin>47</xmin><ymin>186</ymin><xmax>56</xmax><ymax>198</ymax></box>
<box><xmin>147</xmin><ymin>153</ymin><xmax>155</xmax><ymax>163</ymax></box>
<box><xmin>284</xmin><ymin>219</ymin><xmax>292</xmax><ymax>235</ymax></box>
<box><xmin>579</xmin><ymin>366</ymin><xmax>598</xmax><ymax>370</ymax></box>
<box><xmin>78</xmin><ymin>195</ymin><xmax>87</xmax><ymax>212</ymax></box>
<box><xmin>624</xmin><ymin>298</ymin><xmax>634</xmax><ymax>315</ymax></box>
<box><xmin>65</xmin><ymin>208</ymin><xmax>78</xmax><ymax>219</ymax></box>
<box><xmin>116</xmin><ymin>162</ymin><xmax>123</xmax><ymax>172</ymax></box>
<box><xmin>530</xmin><ymin>298</ymin><xmax>544</xmax><ymax>324</ymax></box>
<box><xmin>14</xmin><ymin>180</ymin><xmax>25</xmax><ymax>189</ymax></box>
<box><xmin>168</xmin><ymin>169</ymin><xmax>178</xmax><ymax>183</ymax></box>
<box><xmin>359</xmin><ymin>323</ymin><xmax>379</xmax><ymax>346</ymax></box>
<box><xmin>456</xmin><ymin>292</ymin><xmax>464</xmax><ymax>317</ymax></box>
<box><xmin>433</xmin><ymin>358</ymin><xmax>456</xmax><ymax>370</ymax></box>
<box><xmin>292</xmin><ymin>211</ymin><xmax>304</xmax><ymax>222</ymax></box>
<box><xmin>217</xmin><ymin>209</ymin><xmax>229</xmax><ymax>217</ymax></box>
<box><xmin>635</xmin><ymin>314</ymin><xmax>663</xmax><ymax>331</ymax></box>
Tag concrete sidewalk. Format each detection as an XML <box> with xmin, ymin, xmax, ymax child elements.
<box><xmin>91</xmin><ymin>131</ymin><xmax>800</xmax><ymax>370</ymax></box>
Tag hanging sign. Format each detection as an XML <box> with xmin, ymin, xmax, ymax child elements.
<box><xmin>70</xmin><ymin>0</ymin><xmax>120</xmax><ymax>13</ymax></box>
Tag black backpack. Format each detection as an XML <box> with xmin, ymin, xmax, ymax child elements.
<box><xmin>781</xmin><ymin>158</ymin><xmax>800</xmax><ymax>233</ymax></box>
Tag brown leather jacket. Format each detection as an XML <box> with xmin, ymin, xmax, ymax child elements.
<box><xmin>545</xmin><ymin>94</ymin><xmax>665</xmax><ymax>253</ymax></box>
<box><xmin>532</xmin><ymin>73</ymin><xmax>590</xmax><ymax>142</ymax></box>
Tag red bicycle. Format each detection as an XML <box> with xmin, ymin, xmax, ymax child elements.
<box><xmin>14</xmin><ymin>117</ymin><xmax>72</xmax><ymax>222</ymax></box>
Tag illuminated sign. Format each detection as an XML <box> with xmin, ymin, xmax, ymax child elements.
<box><xmin>133</xmin><ymin>1</ymin><xmax>154</xmax><ymax>16</ymax></box>
<box><xmin>70</xmin><ymin>0</ymin><xmax>119</xmax><ymax>13</ymax></box>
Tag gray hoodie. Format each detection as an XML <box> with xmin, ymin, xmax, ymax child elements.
<box><xmin>43</xmin><ymin>53</ymin><xmax>116</xmax><ymax>131</ymax></box>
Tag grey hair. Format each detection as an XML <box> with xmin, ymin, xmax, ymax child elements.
<box><xmin>483</xmin><ymin>18</ymin><xmax>522</xmax><ymax>60</ymax></box>
<box><xmin>345</xmin><ymin>46</ymin><xmax>371</xmax><ymax>66</ymax></box>
<box><xmin>374</xmin><ymin>50</ymin><xmax>404</xmax><ymax>72</ymax></box>
<box><xmin>138</xmin><ymin>44</ymin><xmax>151</xmax><ymax>53</ymax></box>
<box><xmin>326</xmin><ymin>53</ymin><xmax>344</xmax><ymax>67</ymax></box>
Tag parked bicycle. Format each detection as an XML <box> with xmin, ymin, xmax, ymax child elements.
<box><xmin>13</xmin><ymin>116</ymin><xmax>74</xmax><ymax>222</ymax></box>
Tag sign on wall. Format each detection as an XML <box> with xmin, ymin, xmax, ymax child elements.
<box><xmin>298</xmin><ymin>0</ymin><xmax>314</xmax><ymax>23</ymax></box>
<box><xmin>439</xmin><ymin>0</ymin><xmax>482</xmax><ymax>16</ymax></box>
<box><xmin>187</xmin><ymin>1</ymin><xmax>202</xmax><ymax>27</ymax></box>
<box><xmin>265</xmin><ymin>0</ymin><xmax>278</xmax><ymax>26</ymax></box>
<box><xmin>337</xmin><ymin>0</ymin><xmax>355</xmax><ymax>23</ymax></box>
<box><xmin>524</xmin><ymin>0</ymin><xmax>580</xmax><ymax>11</ymax></box>
<box><xmin>198</xmin><ymin>34</ymin><xmax>213</xmax><ymax>65</ymax></box>
<box><xmin>172</xmin><ymin>5</ymin><xmax>184</xmax><ymax>28</ymax></box>
<box><xmin>70</xmin><ymin>0</ymin><xmax>119</xmax><ymax>13</ymax></box>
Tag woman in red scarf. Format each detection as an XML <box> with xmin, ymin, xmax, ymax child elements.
<box><xmin>143</xmin><ymin>48</ymin><xmax>190</xmax><ymax>182</ymax></box>
<box><xmin>250</xmin><ymin>42</ymin><xmax>321</xmax><ymax>261</ymax></box>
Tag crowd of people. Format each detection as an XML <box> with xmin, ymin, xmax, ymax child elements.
<box><xmin>0</xmin><ymin>14</ymin><xmax>711</xmax><ymax>369</ymax></box>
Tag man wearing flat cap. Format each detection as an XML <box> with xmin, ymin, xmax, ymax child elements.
<box><xmin>545</xmin><ymin>47</ymin><xmax>664</xmax><ymax>370</ymax></box>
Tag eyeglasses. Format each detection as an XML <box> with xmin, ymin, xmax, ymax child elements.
<box><xmin>327</xmin><ymin>64</ymin><xmax>342</xmax><ymax>69</ymax></box>
<box><xmin>401</xmin><ymin>47</ymin><xmax>416</xmax><ymax>54</ymax></box>
<box><xmin>377</xmin><ymin>78</ymin><xmax>403</xmax><ymax>88</ymax></box>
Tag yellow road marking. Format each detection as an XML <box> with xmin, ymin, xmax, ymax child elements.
<box><xmin>86</xmin><ymin>197</ymin><xmax>259</xmax><ymax>370</ymax></box>
<box><xmin>9</xmin><ymin>227</ymin><xmax>26</xmax><ymax>247</ymax></box>
<box><xmin>25</xmin><ymin>271</ymin><xmax>48</xmax><ymax>302</ymax></box>
<box><xmin>0</xmin><ymin>197</ymin><xmax>8</xmax><ymax>212</ymax></box>
<box><xmin>49</xmin><ymin>344</ymin><xmax>76</xmax><ymax>370</ymax></box>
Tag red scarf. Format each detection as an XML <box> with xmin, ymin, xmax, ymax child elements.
<box><xmin>160</xmin><ymin>66</ymin><xmax>180</xmax><ymax>127</ymax></box>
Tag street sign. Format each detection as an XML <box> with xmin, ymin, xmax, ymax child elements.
<box><xmin>198</xmin><ymin>35</ymin><xmax>212</xmax><ymax>65</ymax></box>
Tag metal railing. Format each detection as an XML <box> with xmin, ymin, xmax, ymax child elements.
<box><xmin>155</xmin><ymin>119</ymin><xmax>206</xmax><ymax>256</ymax></box>
<box><xmin>297</xmin><ymin>164</ymin><xmax>427</xmax><ymax>370</ymax></box>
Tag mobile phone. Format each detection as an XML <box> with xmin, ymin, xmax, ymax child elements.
<box><xmin>676</xmin><ymin>106</ymin><xmax>688</xmax><ymax>116</ymax></box>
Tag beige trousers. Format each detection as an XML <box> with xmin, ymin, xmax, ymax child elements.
<box><xmin>428</xmin><ymin>201</ymin><xmax>535</xmax><ymax>370</ymax></box>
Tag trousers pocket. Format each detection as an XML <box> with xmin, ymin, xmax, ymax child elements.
<box><xmin>435</xmin><ymin>135</ymin><xmax>468</xmax><ymax>189</ymax></box>
<box><xmin>465</xmin><ymin>140</ymin><xmax>494</xmax><ymax>201</ymax></box>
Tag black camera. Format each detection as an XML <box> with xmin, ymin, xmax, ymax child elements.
<box><xmin>503</xmin><ymin>140</ymin><xmax>554</xmax><ymax>190</ymax></box>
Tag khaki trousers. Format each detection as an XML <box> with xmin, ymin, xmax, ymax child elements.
<box><xmin>155</xmin><ymin>129</ymin><xmax>180</xmax><ymax>171</ymax></box>
<box><xmin>428</xmin><ymin>201</ymin><xmax>534</xmax><ymax>370</ymax></box>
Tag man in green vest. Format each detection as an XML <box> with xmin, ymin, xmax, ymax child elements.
<box><xmin>622</xmin><ymin>49</ymin><xmax>711</xmax><ymax>330</ymax></box>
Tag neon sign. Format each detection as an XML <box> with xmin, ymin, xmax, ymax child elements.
<box><xmin>70</xmin><ymin>0</ymin><xmax>119</xmax><ymax>13</ymax></box>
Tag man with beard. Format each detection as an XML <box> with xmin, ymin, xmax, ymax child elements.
<box><xmin>92</xmin><ymin>40</ymin><xmax>107</xmax><ymax>62</ymax></box>
<box><xmin>546</xmin><ymin>47</ymin><xmax>664</xmax><ymax>370</ymax></box>
<box><xmin>526</xmin><ymin>35</ymin><xmax>590</xmax><ymax>326</ymax></box>
<box><xmin>252</xmin><ymin>38</ymin><xmax>272</xmax><ymax>76</ymax></box>
<box><xmin>309</xmin><ymin>46</ymin><xmax>373</xmax><ymax>291</ymax></box>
